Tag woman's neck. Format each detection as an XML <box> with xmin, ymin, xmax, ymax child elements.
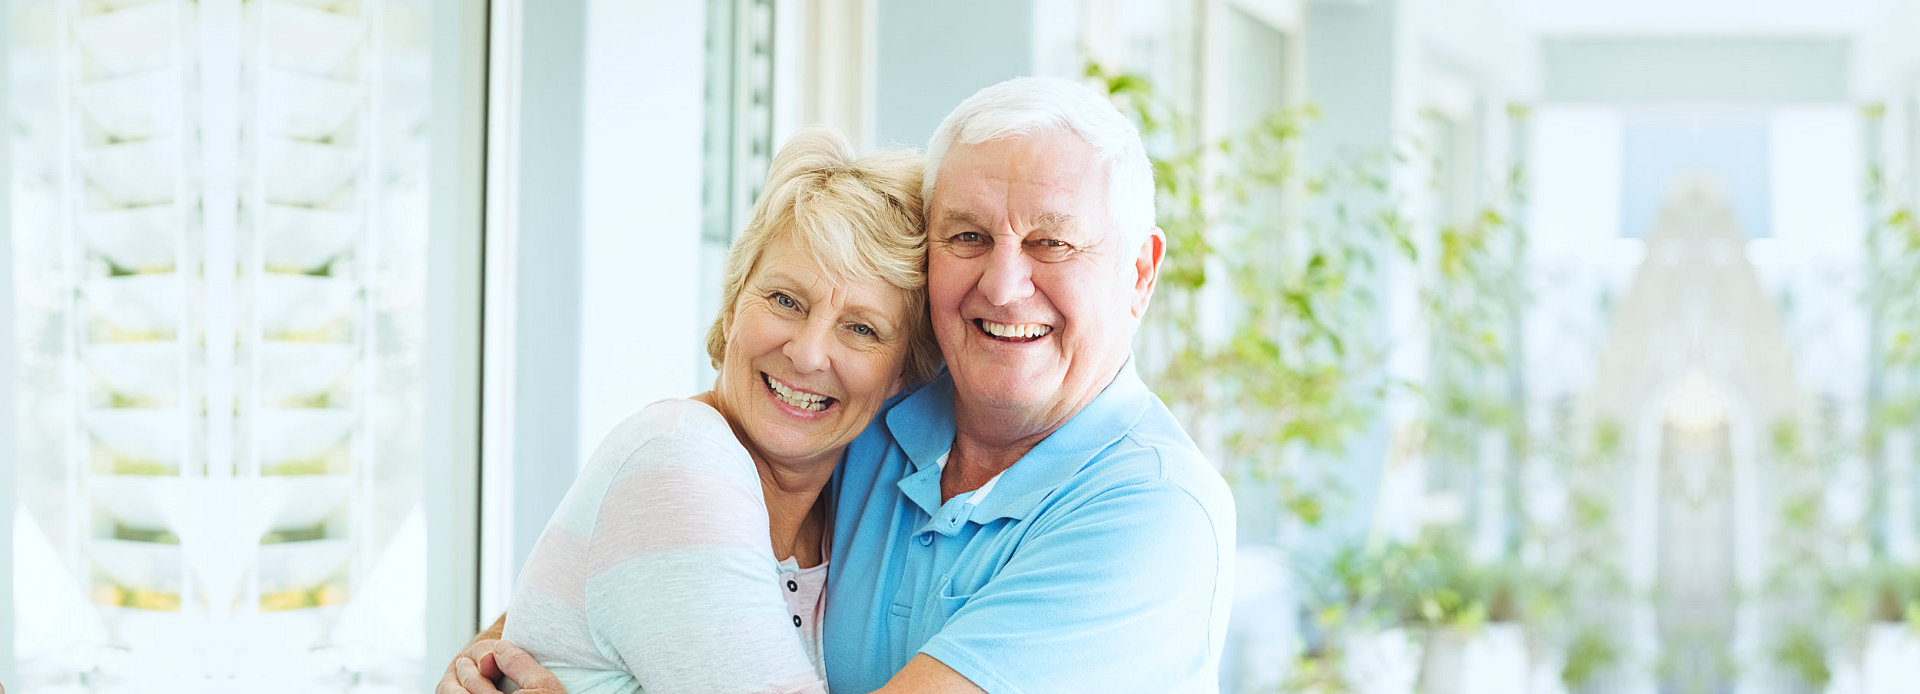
<box><xmin>693</xmin><ymin>390</ymin><xmax>832</xmax><ymax>568</ymax></box>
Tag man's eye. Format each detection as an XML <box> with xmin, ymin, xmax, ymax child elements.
<box><xmin>773</xmin><ymin>292</ymin><xmax>799</xmax><ymax>309</ymax></box>
<box><xmin>945</xmin><ymin>231</ymin><xmax>990</xmax><ymax>258</ymax></box>
<box><xmin>1028</xmin><ymin>238</ymin><xmax>1076</xmax><ymax>261</ymax></box>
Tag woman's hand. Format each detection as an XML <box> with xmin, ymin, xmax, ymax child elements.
<box><xmin>436</xmin><ymin>640</ymin><xmax>567</xmax><ymax>694</ymax></box>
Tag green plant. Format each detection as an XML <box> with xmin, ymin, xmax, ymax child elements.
<box><xmin>1863</xmin><ymin>152</ymin><xmax>1920</xmax><ymax>458</ymax></box>
<box><xmin>1091</xmin><ymin>63</ymin><xmax>1410</xmax><ymax>533</ymax></box>
<box><xmin>1562</xmin><ymin>625</ymin><xmax>1620</xmax><ymax>691</ymax></box>
<box><xmin>1521</xmin><ymin>409</ymin><xmax>1632</xmax><ymax>690</ymax></box>
<box><xmin>1828</xmin><ymin>561</ymin><xmax>1920</xmax><ymax>629</ymax></box>
<box><xmin>1773</xmin><ymin>625</ymin><xmax>1831</xmax><ymax>690</ymax></box>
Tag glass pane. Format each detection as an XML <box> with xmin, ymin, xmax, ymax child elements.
<box><xmin>8</xmin><ymin>0</ymin><xmax>466</xmax><ymax>690</ymax></box>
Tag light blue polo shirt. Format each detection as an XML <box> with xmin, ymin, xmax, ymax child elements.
<box><xmin>823</xmin><ymin>360</ymin><xmax>1236</xmax><ymax>693</ymax></box>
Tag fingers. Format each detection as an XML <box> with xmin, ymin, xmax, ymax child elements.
<box><xmin>435</xmin><ymin>669</ymin><xmax>471</xmax><ymax>694</ymax></box>
<box><xmin>493</xmin><ymin>641</ymin><xmax>566</xmax><ymax>691</ymax></box>
<box><xmin>465</xmin><ymin>638</ymin><xmax>501</xmax><ymax>661</ymax></box>
<box><xmin>478</xmin><ymin>651</ymin><xmax>503</xmax><ymax>681</ymax></box>
<box><xmin>456</xmin><ymin>656</ymin><xmax>507</xmax><ymax>694</ymax></box>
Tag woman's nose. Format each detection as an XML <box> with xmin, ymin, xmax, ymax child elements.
<box><xmin>783</xmin><ymin>318</ymin><xmax>833</xmax><ymax>373</ymax></box>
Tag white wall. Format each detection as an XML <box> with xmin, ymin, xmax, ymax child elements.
<box><xmin>574</xmin><ymin>0</ymin><xmax>706</xmax><ymax>467</ymax></box>
<box><xmin>1526</xmin><ymin>107</ymin><xmax>1636</xmax><ymax>404</ymax></box>
<box><xmin>1752</xmin><ymin>108</ymin><xmax>1867</xmax><ymax>403</ymax></box>
<box><xmin>479</xmin><ymin>0</ymin><xmax>708</xmax><ymax>620</ymax></box>
<box><xmin>873</xmin><ymin>0</ymin><xmax>1036</xmax><ymax>149</ymax></box>
<box><xmin>1852</xmin><ymin>0</ymin><xmax>1920</xmax><ymax>100</ymax></box>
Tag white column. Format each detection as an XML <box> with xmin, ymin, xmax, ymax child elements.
<box><xmin>0</xmin><ymin>0</ymin><xmax>15</xmax><ymax>679</ymax></box>
<box><xmin>1472</xmin><ymin>427</ymin><xmax>1509</xmax><ymax>562</ymax></box>
<box><xmin>423</xmin><ymin>0</ymin><xmax>488</xmax><ymax>681</ymax></box>
<box><xmin>1301</xmin><ymin>0</ymin><xmax>1417</xmax><ymax>547</ymax></box>
<box><xmin>1888</xmin><ymin>429</ymin><xmax>1916</xmax><ymax>562</ymax></box>
<box><xmin>505</xmin><ymin>0</ymin><xmax>586</xmax><ymax>608</ymax></box>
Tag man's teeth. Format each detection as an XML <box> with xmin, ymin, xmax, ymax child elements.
<box><xmin>766</xmin><ymin>375</ymin><xmax>830</xmax><ymax>411</ymax></box>
<box><xmin>981</xmin><ymin>320</ymin><xmax>1053</xmax><ymax>339</ymax></box>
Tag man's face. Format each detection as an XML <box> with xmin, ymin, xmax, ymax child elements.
<box><xmin>926</xmin><ymin>130</ymin><xmax>1163</xmax><ymax>430</ymax></box>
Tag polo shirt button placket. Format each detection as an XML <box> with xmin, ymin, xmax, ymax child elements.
<box><xmin>917</xmin><ymin>533</ymin><xmax>933</xmax><ymax>546</ymax></box>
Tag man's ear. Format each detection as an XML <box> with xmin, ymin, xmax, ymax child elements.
<box><xmin>1131</xmin><ymin>226</ymin><xmax>1166</xmax><ymax>318</ymax></box>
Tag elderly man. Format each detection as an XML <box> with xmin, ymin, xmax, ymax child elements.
<box><xmin>445</xmin><ymin>76</ymin><xmax>1234</xmax><ymax>693</ymax></box>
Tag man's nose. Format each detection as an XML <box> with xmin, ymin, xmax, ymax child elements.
<box><xmin>783</xmin><ymin>318</ymin><xmax>833</xmax><ymax>373</ymax></box>
<box><xmin>979</xmin><ymin>243</ymin><xmax>1035</xmax><ymax>306</ymax></box>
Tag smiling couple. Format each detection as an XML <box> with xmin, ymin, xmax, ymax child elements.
<box><xmin>438</xmin><ymin>76</ymin><xmax>1235</xmax><ymax>694</ymax></box>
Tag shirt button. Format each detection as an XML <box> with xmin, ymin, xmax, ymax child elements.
<box><xmin>787</xmin><ymin>580</ymin><xmax>798</xmax><ymax>592</ymax></box>
<box><xmin>793</xmin><ymin>615</ymin><xmax>803</xmax><ymax>627</ymax></box>
<box><xmin>918</xmin><ymin>533</ymin><xmax>933</xmax><ymax>546</ymax></box>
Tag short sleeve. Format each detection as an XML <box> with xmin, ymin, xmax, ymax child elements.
<box><xmin>918</xmin><ymin>480</ymin><xmax>1230</xmax><ymax>693</ymax></box>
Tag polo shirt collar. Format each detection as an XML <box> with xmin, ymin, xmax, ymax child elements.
<box><xmin>887</xmin><ymin>357</ymin><xmax>1152</xmax><ymax>524</ymax></box>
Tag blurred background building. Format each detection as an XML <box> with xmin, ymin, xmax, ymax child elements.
<box><xmin>4</xmin><ymin>0</ymin><xmax>1920</xmax><ymax>692</ymax></box>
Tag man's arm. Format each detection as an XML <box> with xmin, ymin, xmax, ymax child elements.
<box><xmin>873</xmin><ymin>654</ymin><xmax>988</xmax><ymax>694</ymax></box>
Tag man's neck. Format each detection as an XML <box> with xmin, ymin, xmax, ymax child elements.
<box><xmin>941</xmin><ymin>366</ymin><xmax>1123</xmax><ymax>502</ymax></box>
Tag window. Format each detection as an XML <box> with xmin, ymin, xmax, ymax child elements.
<box><xmin>7</xmin><ymin>0</ymin><xmax>483</xmax><ymax>689</ymax></box>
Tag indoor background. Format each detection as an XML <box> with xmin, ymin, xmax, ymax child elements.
<box><xmin>3</xmin><ymin>0</ymin><xmax>1920</xmax><ymax>692</ymax></box>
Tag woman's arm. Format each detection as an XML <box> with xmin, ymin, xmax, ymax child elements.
<box><xmin>579</xmin><ymin>429</ymin><xmax>826</xmax><ymax>693</ymax></box>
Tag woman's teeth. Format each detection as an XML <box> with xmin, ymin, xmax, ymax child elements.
<box><xmin>765</xmin><ymin>374</ymin><xmax>830</xmax><ymax>411</ymax></box>
<box><xmin>979</xmin><ymin>319</ymin><xmax>1052</xmax><ymax>340</ymax></box>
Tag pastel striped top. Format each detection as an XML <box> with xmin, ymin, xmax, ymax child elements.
<box><xmin>503</xmin><ymin>399</ymin><xmax>829</xmax><ymax>694</ymax></box>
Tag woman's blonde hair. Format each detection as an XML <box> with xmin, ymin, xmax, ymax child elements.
<box><xmin>705</xmin><ymin>127</ymin><xmax>940</xmax><ymax>386</ymax></box>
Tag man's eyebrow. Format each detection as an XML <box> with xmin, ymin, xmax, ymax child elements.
<box><xmin>1030</xmin><ymin>212</ymin><xmax>1078</xmax><ymax>233</ymax></box>
<box><xmin>940</xmin><ymin>209</ymin><xmax>989</xmax><ymax>229</ymax></box>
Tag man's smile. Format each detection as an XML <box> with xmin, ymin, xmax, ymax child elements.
<box><xmin>975</xmin><ymin>318</ymin><xmax>1054</xmax><ymax>343</ymax></box>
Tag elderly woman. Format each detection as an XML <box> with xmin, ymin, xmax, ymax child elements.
<box><xmin>440</xmin><ymin>128</ymin><xmax>936</xmax><ymax>694</ymax></box>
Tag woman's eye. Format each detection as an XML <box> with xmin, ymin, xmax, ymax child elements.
<box><xmin>773</xmin><ymin>293</ymin><xmax>798</xmax><ymax>309</ymax></box>
<box><xmin>850</xmin><ymin>324</ymin><xmax>875</xmax><ymax>337</ymax></box>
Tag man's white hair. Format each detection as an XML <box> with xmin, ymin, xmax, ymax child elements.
<box><xmin>923</xmin><ymin>76</ymin><xmax>1156</xmax><ymax>248</ymax></box>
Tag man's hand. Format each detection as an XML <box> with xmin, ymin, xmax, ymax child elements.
<box><xmin>436</xmin><ymin>634</ymin><xmax>504</xmax><ymax>694</ymax></box>
<box><xmin>438</xmin><ymin>641</ymin><xmax>567</xmax><ymax>694</ymax></box>
<box><xmin>436</xmin><ymin>640</ymin><xmax>501</xmax><ymax>694</ymax></box>
<box><xmin>436</xmin><ymin>612</ymin><xmax>568</xmax><ymax>694</ymax></box>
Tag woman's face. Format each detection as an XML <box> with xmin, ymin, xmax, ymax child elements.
<box><xmin>716</xmin><ymin>232</ymin><xmax>913</xmax><ymax>470</ymax></box>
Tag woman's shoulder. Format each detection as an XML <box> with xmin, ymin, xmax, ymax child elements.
<box><xmin>585</xmin><ymin>398</ymin><xmax>752</xmax><ymax>477</ymax></box>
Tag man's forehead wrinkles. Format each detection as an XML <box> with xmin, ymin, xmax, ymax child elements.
<box><xmin>1029</xmin><ymin>211</ymin><xmax>1077</xmax><ymax>231</ymax></box>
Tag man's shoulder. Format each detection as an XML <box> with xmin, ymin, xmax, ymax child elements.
<box><xmin>1083</xmin><ymin>399</ymin><xmax>1228</xmax><ymax>503</ymax></box>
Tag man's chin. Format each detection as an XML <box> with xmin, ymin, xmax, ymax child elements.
<box><xmin>953</xmin><ymin>372</ymin><xmax>1057</xmax><ymax>412</ymax></box>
